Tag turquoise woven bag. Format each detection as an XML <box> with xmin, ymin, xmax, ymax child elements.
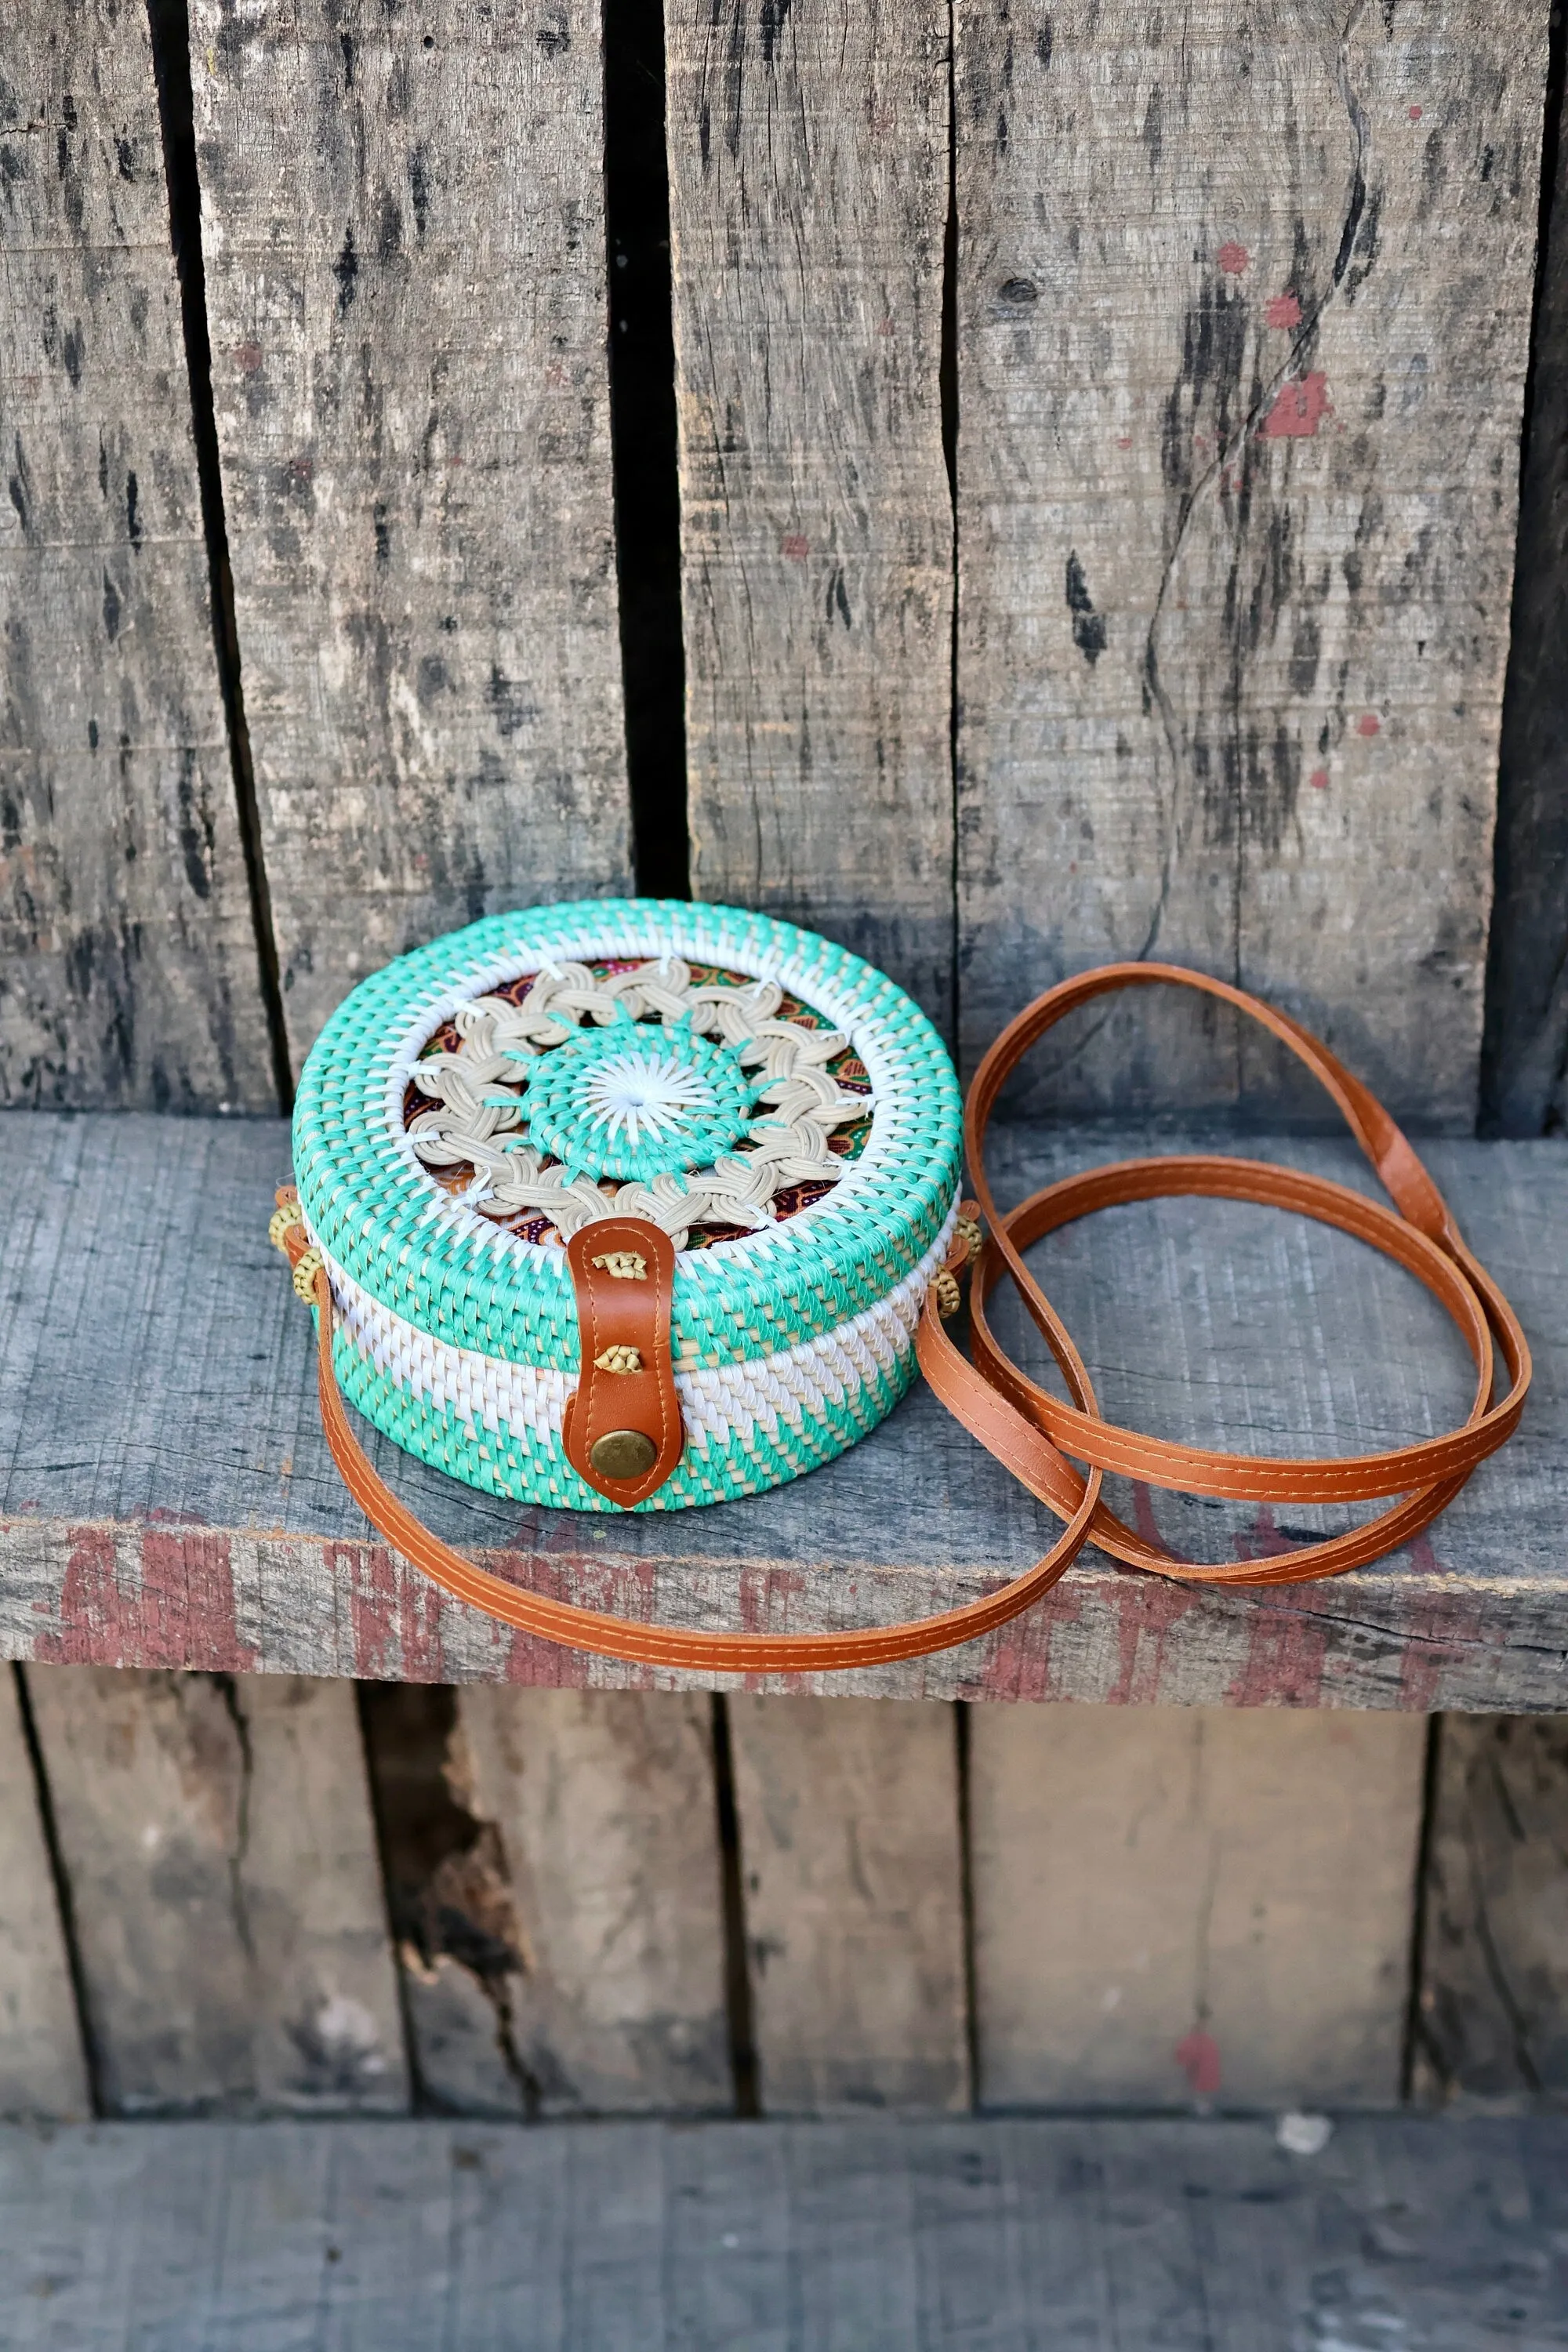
<box><xmin>287</xmin><ymin>899</ymin><xmax>963</xmax><ymax>1516</ymax></box>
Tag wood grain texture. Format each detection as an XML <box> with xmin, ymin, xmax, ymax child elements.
<box><xmin>1483</xmin><ymin>58</ymin><xmax>1568</xmax><ymax>1136</ymax></box>
<box><xmin>727</xmin><ymin>1697</ymin><xmax>968</xmax><ymax>2113</ymax></box>
<box><xmin>372</xmin><ymin>1684</ymin><xmax>728</xmax><ymax>2118</ymax></box>
<box><xmin>970</xmin><ymin>1704</ymin><xmax>1426</xmax><ymax>2108</ymax></box>
<box><xmin>0</xmin><ymin>2</ymin><xmax>274</xmax><ymax>1110</ymax></box>
<box><xmin>4</xmin><ymin>2114</ymin><xmax>1568</xmax><ymax>2350</ymax></box>
<box><xmin>1414</xmin><ymin>1714</ymin><xmax>1568</xmax><ymax>2106</ymax></box>
<box><xmin>666</xmin><ymin>0</ymin><xmax>956</xmax><ymax>1029</ymax></box>
<box><xmin>955</xmin><ymin>0</ymin><xmax>1546</xmax><ymax>1123</ymax></box>
<box><xmin>0</xmin><ymin>1667</ymin><xmax>89</xmax><ymax>2119</ymax></box>
<box><xmin>23</xmin><ymin>1665</ymin><xmax>407</xmax><ymax>2115</ymax></box>
<box><xmin>0</xmin><ymin>1112</ymin><xmax>1563</xmax><ymax>1703</ymax></box>
<box><xmin>191</xmin><ymin>0</ymin><xmax>632</xmax><ymax>1069</ymax></box>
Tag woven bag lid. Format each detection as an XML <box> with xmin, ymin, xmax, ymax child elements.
<box><xmin>291</xmin><ymin>901</ymin><xmax>961</xmax><ymax>1511</ymax></box>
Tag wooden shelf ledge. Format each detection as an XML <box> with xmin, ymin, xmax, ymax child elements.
<box><xmin>3</xmin><ymin>1114</ymin><xmax>1563</xmax><ymax>1705</ymax></box>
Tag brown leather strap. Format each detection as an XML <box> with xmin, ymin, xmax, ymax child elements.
<box><xmin>924</xmin><ymin>963</ymin><xmax>1530</xmax><ymax>1585</ymax></box>
<box><xmin>281</xmin><ymin>1212</ymin><xmax>1103</xmax><ymax>1670</ymax></box>
<box><xmin>561</xmin><ymin>1218</ymin><xmax>685</xmax><ymax>1504</ymax></box>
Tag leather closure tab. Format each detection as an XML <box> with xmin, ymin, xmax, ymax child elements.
<box><xmin>561</xmin><ymin>1217</ymin><xmax>684</xmax><ymax>1506</ymax></box>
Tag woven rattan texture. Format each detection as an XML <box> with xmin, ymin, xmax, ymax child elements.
<box><xmin>291</xmin><ymin>902</ymin><xmax>962</xmax><ymax>1511</ymax></box>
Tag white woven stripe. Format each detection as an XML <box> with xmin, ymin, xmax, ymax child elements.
<box><xmin>317</xmin><ymin>1201</ymin><xmax>957</xmax><ymax>1454</ymax></box>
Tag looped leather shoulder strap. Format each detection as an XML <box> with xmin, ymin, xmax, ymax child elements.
<box><xmin>928</xmin><ymin>963</ymin><xmax>1530</xmax><ymax>1587</ymax></box>
<box><xmin>280</xmin><ymin>961</ymin><xmax>1530</xmax><ymax>1653</ymax></box>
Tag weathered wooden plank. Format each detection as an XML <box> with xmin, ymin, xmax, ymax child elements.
<box><xmin>363</xmin><ymin>1682</ymin><xmax>728</xmax><ymax>2117</ymax></box>
<box><xmin>970</xmin><ymin>1704</ymin><xmax>1427</xmax><ymax>2108</ymax></box>
<box><xmin>1414</xmin><ymin>1713</ymin><xmax>1568</xmax><ymax>2105</ymax></box>
<box><xmin>23</xmin><ymin>1665</ymin><xmax>406</xmax><ymax>2115</ymax></box>
<box><xmin>955</xmin><ymin>0</ymin><xmax>1546</xmax><ymax>1122</ymax></box>
<box><xmin>233</xmin><ymin>1672</ymin><xmax>410</xmax><ymax>2113</ymax></box>
<box><xmin>0</xmin><ymin>1112</ymin><xmax>1563</xmax><ymax>1703</ymax></box>
<box><xmin>0</xmin><ymin>2</ymin><xmax>274</xmax><ymax>1110</ymax></box>
<box><xmin>191</xmin><ymin>0</ymin><xmax>632</xmax><ymax>1070</ymax></box>
<box><xmin>666</xmin><ymin>0</ymin><xmax>955</xmax><ymax>1028</ymax></box>
<box><xmin>0</xmin><ymin>1666</ymin><xmax>89</xmax><ymax>2119</ymax></box>
<box><xmin>4</xmin><ymin>2114</ymin><xmax>1568</xmax><ymax>2350</ymax></box>
<box><xmin>727</xmin><ymin>1697</ymin><xmax>967</xmax><ymax>2113</ymax></box>
<box><xmin>1483</xmin><ymin>56</ymin><xmax>1568</xmax><ymax>1135</ymax></box>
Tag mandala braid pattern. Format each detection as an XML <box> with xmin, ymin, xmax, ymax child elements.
<box><xmin>404</xmin><ymin>956</ymin><xmax>873</xmax><ymax>1249</ymax></box>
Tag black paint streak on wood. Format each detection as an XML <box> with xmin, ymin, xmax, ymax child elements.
<box><xmin>603</xmin><ymin>0</ymin><xmax>690</xmax><ymax>899</ymax></box>
<box><xmin>12</xmin><ymin>1667</ymin><xmax>101</xmax><ymax>2118</ymax></box>
<box><xmin>146</xmin><ymin>0</ymin><xmax>293</xmax><ymax>1112</ymax></box>
<box><xmin>708</xmin><ymin>1694</ymin><xmax>758</xmax><ymax>2117</ymax></box>
<box><xmin>1483</xmin><ymin>0</ymin><xmax>1568</xmax><ymax>1136</ymax></box>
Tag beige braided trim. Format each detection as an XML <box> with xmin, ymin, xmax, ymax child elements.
<box><xmin>403</xmin><ymin>957</ymin><xmax>873</xmax><ymax>1245</ymax></box>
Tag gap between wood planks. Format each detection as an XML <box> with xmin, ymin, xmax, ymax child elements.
<box><xmin>1483</xmin><ymin>0</ymin><xmax>1568</xmax><ymax>1136</ymax></box>
<box><xmin>604</xmin><ymin>0</ymin><xmax>691</xmax><ymax>899</ymax></box>
<box><xmin>145</xmin><ymin>0</ymin><xmax>292</xmax><ymax>1113</ymax></box>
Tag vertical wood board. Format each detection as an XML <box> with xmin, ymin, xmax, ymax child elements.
<box><xmin>1483</xmin><ymin>57</ymin><xmax>1568</xmax><ymax>1135</ymax></box>
<box><xmin>232</xmin><ymin>1673</ymin><xmax>410</xmax><ymax>2114</ymax></box>
<box><xmin>455</xmin><ymin>1684</ymin><xmax>730</xmax><ymax>2114</ymax></box>
<box><xmin>1414</xmin><ymin>1713</ymin><xmax>1568</xmax><ymax>2105</ymax></box>
<box><xmin>192</xmin><ymin>0</ymin><xmax>632</xmax><ymax>1068</ymax></box>
<box><xmin>970</xmin><ymin>1704</ymin><xmax>1428</xmax><ymax>2109</ymax></box>
<box><xmin>25</xmin><ymin>1666</ymin><xmax>407</xmax><ymax>2115</ymax></box>
<box><xmin>728</xmin><ymin>1695</ymin><xmax>969</xmax><ymax>2114</ymax></box>
<box><xmin>366</xmin><ymin>1683</ymin><xmax>729</xmax><ymax>2118</ymax></box>
<box><xmin>666</xmin><ymin>0</ymin><xmax>956</xmax><ymax>1029</ymax></box>
<box><xmin>955</xmin><ymin>0</ymin><xmax>1546</xmax><ymax>1121</ymax></box>
<box><xmin>0</xmin><ymin>1668</ymin><xmax>89</xmax><ymax>2119</ymax></box>
<box><xmin>0</xmin><ymin>1</ymin><xmax>274</xmax><ymax>1110</ymax></box>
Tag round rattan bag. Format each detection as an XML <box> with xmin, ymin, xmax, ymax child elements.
<box><xmin>287</xmin><ymin>898</ymin><xmax>963</xmax><ymax>1515</ymax></box>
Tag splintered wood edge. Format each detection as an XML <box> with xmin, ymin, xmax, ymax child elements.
<box><xmin>2</xmin><ymin>1518</ymin><xmax>1559</xmax><ymax>1708</ymax></box>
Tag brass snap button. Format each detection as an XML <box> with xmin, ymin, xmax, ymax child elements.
<box><xmin>589</xmin><ymin>1428</ymin><xmax>659</xmax><ymax>1481</ymax></box>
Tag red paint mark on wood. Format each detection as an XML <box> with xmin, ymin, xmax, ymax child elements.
<box><xmin>1409</xmin><ymin>103</ymin><xmax>1424</xmax><ymax>121</ymax></box>
<box><xmin>139</xmin><ymin>1530</ymin><xmax>258</xmax><ymax>1672</ymax></box>
<box><xmin>1396</xmin><ymin>1584</ymin><xmax>1490</xmax><ymax>1711</ymax></box>
<box><xmin>499</xmin><ymin>1567</ymin><xmax>593</xmax><ymax>1689</ymax></box>
<box><xmin>33</xmin><ymin>1530</ymin><xmax>130</xmax><ymax>1666</ymax></box>
<box><xmin>1262</xmin><ymin>372</ymin><xmax>1332</xmax><ymax>437</ymax></box>
<box><xmin>335</xmin><ymin>1541</ymin><xmax>400</xmax><ymax>1679</ymax></box>
<box><xmin>1265</xmin><ymin>292</ymin><xmax>1302</xmax><ymax>329</ymax></box>
<box><xmin>1235</xmin><ymin>1504</ymin><xmax>1301</xmax><ymax>1563</ymax></box>
<box><xmin>31</xmin><ymin>1527</ymin><xmax>255</xmax><ymax>1672</ymax></box>
<box><xmin>233</xmin><ymin>339</ymin><xmax>263</xmax><ymax>372</ymax></box>
<box><xmin>968</xmin><ymin>1580</ymin><xmax>1087</xmax><ymax>1703</ymax></box>
<box><xmin>1357</xmin><ymin>713</ymin><xmax>1381</xmax><ymax>737</ymax></box>
<box><xmin>781</xmin><ymin>534</ymin><xmax>808</xmax><ymax>562</ymax></box>
<box><xmin>1225</xmin><ymin>1595</ymin><xmax>1329</xmax><ymax>1707</ymax></box>
<box><xmin>1106</xmin><ymin>1577</ymin><xmax>1198</xmax><ymax>1704</ymax></box>
<box><xmin>1217</xmin><ymin>241</ymin><xmax>1249</xmax><ymax>275</ymax></box>
<box><xmin>1406</xmin><ymin>1533</ymin><xmax>1446</xmax><ymax>1581</ymax></box>
<box><xmin>1310</xmin><ymin>768</ymin><xmax>1330</xmax><ymax>789</ymax></box>
<box><xmin>398</xmin><ymin>1566</ymin><xmax>445</xmax><ymax>1684</ymax></box>
<box><xmin>1174</xmin><ymin>2028</ymin><xmax>1221</xmax><ymax>2097</ymax></box>
<box><xmin>1116</xmin><ymin>434</ymin><xmax>1133</xmax><ymax>449</ymax></box>
<box><xmin>1130</xmin><ymin>1481</ymin><xmax>1185</xmax><ymax>1557</ymax></box>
